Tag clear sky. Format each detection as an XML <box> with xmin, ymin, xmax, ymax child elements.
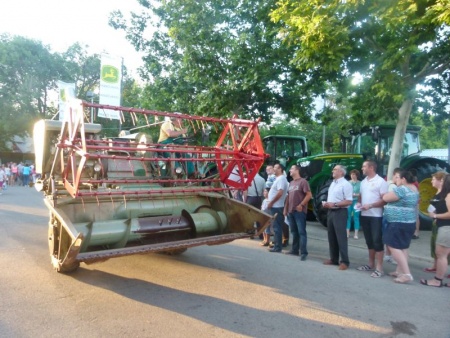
<box><xmin>0</xmin><ymin>0</ymin><xmax>145</xmax><ymax>74</ymax></box>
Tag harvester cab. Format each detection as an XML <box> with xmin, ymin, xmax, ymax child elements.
<box><xmin>34</xmin><ymin>100</ymin><xmax>271</xmax><ymax>272</ymax></box>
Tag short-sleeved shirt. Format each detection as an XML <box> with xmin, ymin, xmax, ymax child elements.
<box><xmin>360</xmin><ymin>174</ymin><xmax>389</xmax><ymax>217</ymax></box>
<box><xmin>384</xmin><ymin>185</ymin><xmax>419</xmax><ymax>223</ymax></box>
<box><xmin>327</xmin><ymin>177</ymin><xmax>353</xmax><ymax>205</ymax></box>
<box><xmin>22</xmin><ymin>166</ymin><xmax>31</xmax><ymax>175</ymax></box>
<box><xmin>286</xmin><ymin>178</ymin><xmax>311</xmax><ymax>213</ymax></box>
<box><xmin>158</xmin><ymin>120</ymin><xmax>182</xmax><ymax>143</ymax></box>
<box><xmin>247</xmin><ymin>174</ymin><xmax>266</xmax><ymax>197</ymax></box>
<box><xmin>268</xmin><ymin>175</ymin><xmax>288</xmax><ymax>208</ymax></box>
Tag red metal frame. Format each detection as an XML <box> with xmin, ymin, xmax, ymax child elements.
<box><xmin>57</xmin><ymin>100</ymin><xmax>267</xmax><ymax>198</ymax></box>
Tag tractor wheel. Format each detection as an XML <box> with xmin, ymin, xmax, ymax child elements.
<box><xmin>405</xmin><ymin>158</ymin><xmax>450</xmax><ymax>231</ymax></box>
<box><xmin>313</xmin><ymin>179</ymin><xmax>333</xmax><ymax>227</ymax></box>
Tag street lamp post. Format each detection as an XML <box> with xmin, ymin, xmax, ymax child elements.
<box><xmin>86</xmin><ymin>91</ymin><xmax>95</xmax><ymax>123</ymax></box>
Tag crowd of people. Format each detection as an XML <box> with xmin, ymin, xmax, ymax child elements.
<box><xmin>241</xmin><ymin>160</ymin><xmax>450</xmax><ymax>288</ymax></box>
<box><xmin>0</xmin><ymin>161</ymin><xmax>36</xmax><ymax>193</ymax></box>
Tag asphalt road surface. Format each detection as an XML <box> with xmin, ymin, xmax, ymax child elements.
<box><xmin>1</xmin><ymin>186</ymin><xmax>449</xmax><ymax>338</ymax></box>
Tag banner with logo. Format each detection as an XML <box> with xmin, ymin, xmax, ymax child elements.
<box><xmin>98</xmin><ymin>53</ymin><xmax>122</xmax><ymax>120</ymax></box>
<box><xmin>57</xmin><ymin>81</ymin><xmax>76</xmax><ymax>121</ymax></box>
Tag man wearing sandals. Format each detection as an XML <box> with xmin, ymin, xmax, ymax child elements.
<box><xmin>356</xmin><ymin>160</ymin><xmax>389</xmax><ymax>278</ymax></box>
<box><xmin>322</xmin><ymin>165</ymin><xmax>353</xmax><ymax>270</ymax></box>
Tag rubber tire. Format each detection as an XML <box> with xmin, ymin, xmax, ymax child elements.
<box><xmin>404</xmin><ymin>158</ymin><xmax>450</xmax><ymax>231</ymax></box>
<box><xmin>313</xmin><ymin>179</ymin><xmax>333</xmax><ymax>227</ymax></box>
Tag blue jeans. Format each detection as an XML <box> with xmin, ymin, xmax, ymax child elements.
<box><xmin>270</xmin><ymin>207</ymin><xmax>284</xmax><ymax>251</ymax></box>
<box><xmin>287</xmin><ymin>211</ymin><xmax>308</xmax><ymax>256</ymax></box>
<box><xmin>22</xmin><ymin>174</ymin><xmax>30</xmax><ymax>186</ymax></box>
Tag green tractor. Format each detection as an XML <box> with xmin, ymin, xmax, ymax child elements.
<box><xmin>261</xmin><ymin>135</ymin><xmax>309</xmax><ymax>178</ymax></box>
<box><xmin>298</xmin><ymin>125</ymin><xmax>450</xmax><ymax>230</ymax></box>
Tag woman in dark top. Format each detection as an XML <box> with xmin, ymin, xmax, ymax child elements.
<box><xmin>420</xmin><ymin>174</ymin><xmax>450</xmax><ymax>287</ymax></box>
<box><xmin>423</xmin><ymin>172</ymin><xmax>447</xmax><ymax>273</ymax></box>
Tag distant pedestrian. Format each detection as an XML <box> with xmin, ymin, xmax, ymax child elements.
<box><xmin>22</xmin><ymin>164</ymin><xmax>31</xmax><ymax>187</ymax></box>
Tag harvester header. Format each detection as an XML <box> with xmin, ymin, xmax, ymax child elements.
<box><xmin>34</xmin><ymin>100</ymin><xmax>271</xmax><ymax>272</ymax></box>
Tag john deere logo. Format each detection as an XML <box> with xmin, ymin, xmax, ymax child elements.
<box><xmin>101</xmin><ymin>65</ymin><xmax>119</xmax><ymax>83</ymax></box>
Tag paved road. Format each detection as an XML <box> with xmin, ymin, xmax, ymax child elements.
<box><xmin>0</xmin><ymin>186</ymin><xmax>449</xmax><ymax>337</ymax></box>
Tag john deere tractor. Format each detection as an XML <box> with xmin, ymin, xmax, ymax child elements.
<box><xmin>261</xmin><ymin>135</ymin><xmax>309</xmax><ymax>178</ymax></box>
<box><xmin>298</xmin><ymin>125</ymin><xmax>450</xmax><ymax>230</ymax></box>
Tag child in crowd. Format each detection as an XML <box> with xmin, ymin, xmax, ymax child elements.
<box><xmin>260</xmin><ymin>188</ymin><xmax>271</xmax><ymax>246</ymax></box>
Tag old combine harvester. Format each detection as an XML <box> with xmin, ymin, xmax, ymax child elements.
<box><xmin>34</xmin><ymin>100</ymin><xmax>271</xmax><ymax>272</ymax></box>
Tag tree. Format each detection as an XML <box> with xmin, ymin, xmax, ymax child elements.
<box><xmin>0</xmin><ymin>35</ymin><xmax>67</xmax><ymax>149</ymax></box>
<box><xmin>109</xmin><ymin>0</ymin><xmax>323</xmax><ymax>122</ymax></box>
<box><xmin>271</xmin><ymin>0</ymin><xmax>450</xmax><ymax>178</ymax></box>
<box><xmin>60</xmin><ymin>43</ymin><xmax>101</xmax><ymax>100</ymax></box>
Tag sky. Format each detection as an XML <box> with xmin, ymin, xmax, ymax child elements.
<box><xmin>0</xmin><ymin>0</ymin><xmax>145</xmax><ymax>75</ymax></box>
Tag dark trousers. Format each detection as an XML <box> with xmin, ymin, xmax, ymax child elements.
<box><xmin>327</xmin><ymin>209</ymin><xmax>349</xmax><ymax>266</ymax></box>
<box><xmin>270</xmin><ymin>207</ymin><xmax>284</xmax><ymax>251</ymax></box>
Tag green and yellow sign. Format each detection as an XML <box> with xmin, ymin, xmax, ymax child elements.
<box><xmin>101</xmin><ymin>65</ymin><xmax>120</xmax><ymax>83</ymax></box>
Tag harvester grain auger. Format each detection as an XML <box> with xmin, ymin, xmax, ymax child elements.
<box><xmin>34</xmin><ymin>100</ymin><xmax>271</xmax><ymax>272</ymax></box>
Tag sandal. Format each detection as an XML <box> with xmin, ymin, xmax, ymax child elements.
<box><xmin>260</xmin><ymin>241</ymin><xmax>269</xmax><ymax>246</ymax></box>
<box><xmin>356</xmin><ymin>265</ymin><xmax>373</xmax><ymax>271</ymax></box>
<box><xmin>394</xmin><ymin>274</ymin><xmax>414</xmax><ymax>284</ymax></box>
<box><xmin>370</xmin><ymin>270</ymin><xmax>384</xmax><ymax>278</ymax></box>
<box><xmin>420</xmin><ymin>276</ymin><xmax>443</xmax><ymax>287</ymax></box>
<box><xmin>423</xmin><ymin>267</ymin><xmax>437</xmax><ymax>273</ymax></box>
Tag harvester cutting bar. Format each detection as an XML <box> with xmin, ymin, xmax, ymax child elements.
<box><xmin>56</xmin><ymin>100</ymin><xmax>266</xmax><ymax>199</ymax></box>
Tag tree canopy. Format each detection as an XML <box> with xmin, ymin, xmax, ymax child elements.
<box><xmin>109</xmin><ymin>0</ymin><xmax>324</xmax><ymax>122</ymax></box>
<box><xmin>270</xmin><ymin>0</ymin><xmax>450</xmax><ymax>177</ymax></box>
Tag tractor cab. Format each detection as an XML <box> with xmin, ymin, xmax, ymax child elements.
<box><xmin>348</xmin><ymin>125</ymin><xmax>421</xmax><ymax>176</ymax></box>
<box><xmin>262</xmin><ymin>135</ymin><xmax>308</xmax><ymax>173</ymax></box>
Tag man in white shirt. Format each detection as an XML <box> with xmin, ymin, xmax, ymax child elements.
<box><xmin>356</xmin><ymin>160</ymin><xmax>389</xmax><ymax>278</ymax></box>
<box><xmin>322</xmin><ymin>165</ymin><xmax>353</xmax><ymax>270</ymax></box>
<box><xmin>267</xmin><ymin>163</ymin><xmax>289</xmax><ymax>253</ymax></box>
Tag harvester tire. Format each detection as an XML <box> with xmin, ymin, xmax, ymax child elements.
<box><xmin>405</xmin><ymin>158</ymin><xmax>450</xmax><ymax>231</ymax></box>
<box><xmin>313</xmin><ymin>179</ymin><xmax>333</xmax><ymax>227</ymax></box>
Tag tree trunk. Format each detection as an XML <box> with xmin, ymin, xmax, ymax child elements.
<box><xmin>386</xmin><ymin>98</ymin><xmax>413</xmax><ymax>180</ymax></box>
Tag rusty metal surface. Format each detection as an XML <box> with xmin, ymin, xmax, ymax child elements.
<box><xmin>76</xmin><ymin>233</ymin><xmax>250</xmax><ymax>264</ymax></box>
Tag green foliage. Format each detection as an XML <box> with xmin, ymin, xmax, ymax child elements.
<box><xmin>270</xmin><ymin>0</ymin><xmax>450</xmax><ymax>119</ymax></box>
<box><xmin>110</xmin><ymin>0</ymin><xmax>323</xmax><ymax>122</ymax></box>
<box><xmin>0</xmin><ymin>35</ymin><xmax>66</xmax><ymax>149</ymax></box>
<box><xmin>60</xmin><ymin>43</ymin><xmax>101</xmax><ymax>99</ymax></box>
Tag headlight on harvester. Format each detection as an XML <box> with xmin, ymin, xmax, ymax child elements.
<box><xmin>94</xmin><ymin>163</ymin><xmax>102</xmax><ymax>172</ymax></box>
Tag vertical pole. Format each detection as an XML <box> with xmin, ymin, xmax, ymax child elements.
<box><xmin>322</xmin><ymin>126</ymin><xmax>326</xmax><ymax>153</ymax></box>
<box><xmin>90</xmin><ymin>97</ymin><xmax>94</xmax><ymax>123</ymax></box>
